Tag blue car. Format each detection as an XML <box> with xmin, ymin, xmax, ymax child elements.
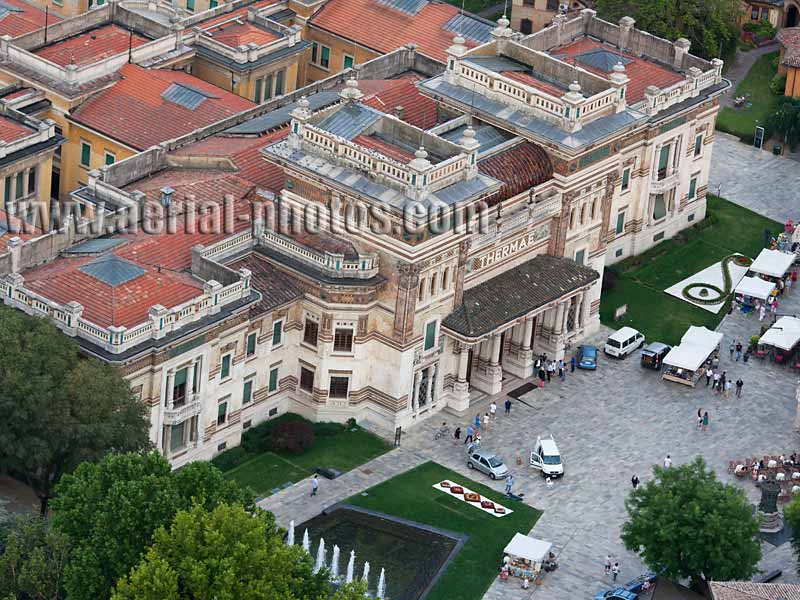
<box><xmin>576</xmin><ymin>345</ymin><xmax>597</xmax><ymax>370</ymax></box>
<box><xmin>593</xmin><ymin>588</ymin><xmax>637</xmax><ymax>600</ymax></box>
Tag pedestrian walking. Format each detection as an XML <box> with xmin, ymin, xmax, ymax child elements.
<box><xmin>713</xmin><ymin>371</ymin><xmax>721</xmax><ymax>391</ymax></box>
<box><xmin>720</xmin><ymin>371</ymin><xmax>727</xmax><ymax>392</ymax></box>
<box><xmin>534</xmin><ymin>356</ymin><xmax>541</xmax><ymax>372</ymax></box>
<box><xmin>697</xmin><ymin>408</ymin><xmax>703</xmax><ymax>429</ymax></box>
<box><xmin>612</xmin><ymin>563</ymin><xmax>620</xmax><ymax>582</ymax></box>
<box><xmin>702</xmin><ymin>411</ymin><xmax>709</xmax><ymax>432</ymax></box>
<box><xmin>663</xmin><ymin>454</ymin><xmax>672</xmax><ymax>468</ymax></box>
<box><xmin>729</xmin><ymin>341</ymin><xmax>735</xmax><ymax>359</ymax></box>
<box><xmin>759</xmin><ymin>304</ymin><xmax>767</xmax><ymax>321</ymax></box>
<box><xmin>772</xmin><ymin>298</ymin><xmax>779</xmax><ymax>315</ymax></box>
<box><xmin>779</xmin><ymin>278</ymin><xmax>785</xmax><ymax>296</ymax></box>
<box><xmin>453</xmin><ymin>427</ymin><xmax>461</xmax><ymax>443</ymax></box>
<box><xmin>483</xmin><ymin>412</ymin><xmax>490</xmax><ymax>431</ymax></box>
<box><xmin>558</xmin><ymin>359</ymin><xmax>565</xmax><ymax>381</ymax></box>
<box><xmin>571</xmin><ymin>356</ymin><xmax>576</xmax><ymax>372</ymax></box>
<box><xmin>736</xmin><ymin>378</ymin><xmax>744</xmax><ymax>398</ymax></box>
<box><xmin>735</xmin><ymin>341</ymin><xmax>743</xmax><ymax>362</ymax></box>
<box><xmin>504</xmin><ymin>398</ymin><xmax>512</xmax><ymax>414</ymax></box>
<box><xmin>505</xmin><ymin>474</ymin><xmax>514</xmax><ymax>495</ymax></box>
<box><xmin>311</xmin><ymin>475</ymin><xmax>319</xmax><ymax>497</ymax></box>
<box><xmin>604</xmin><ymin>555</ymin><xmax>612</xmax><ymax>575</ymax></box>
<box><xmin>724</xmin><ymin>378</ymin><xmax>732</xmax><ymax>398</ymax></box>
<box><xmin>490</xmin><ymin>401</ymin><xmax>497</xmax><ymax>420</ymax></box>
<box><xmin>546</xmin><ymin>361</ymin><xmax>554</xmax><ymax>382</ymax></box>
<box><xmin>631</xmin><ymin>474</ymin><xmax>639</xmax><ymax>489</ymax></box>
<box><xmin>538</xmin><ymin>367</ymin><xmax>546</xmax><ymax>388</ymax></box>
<box><xmin>464</xmin><ymin>424</ymin><xmax>474</xmax><ymax>445</ymax></box>
<box><xmin>705</xmin><ymin>367</ymin><xmax>713</xmax><ymax>386</ymax></box>
<box><xmin>474</xmin><ymin>414</ymin><xmax>481</xmax><ymax>430</ymax></box>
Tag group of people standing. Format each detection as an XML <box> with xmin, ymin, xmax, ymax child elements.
<box><xmin>535</xmin><ymin>354</ymin><xmax>573</xmax><ymax>387</ymax></box>
<box><xmin>703</xmin><ymin>365</ymin><xmax>744</xmax><ymax>399</ymax></box>
<box><xmin>452</xmin><ymin>399</ymin><xmax>513</xmax><ymax>446</ymax></box>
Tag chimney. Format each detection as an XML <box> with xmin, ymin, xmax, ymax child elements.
<box><xmin>618</xmin><ymin>16</ymin><xmax>635</xmax><ymax>52</ymax></box>
<box><xmin>673</xmin><ymin>38</ymin><xmax>691</xmax><ymax>71</ymax></box>
<box><xmin>394</xmin><ymin>105</ymin><xmax>405</xmax><ymax>120</ymax></box>
<box><xmin>160</xmin><ymin>186</ymin><xmax>174</xmax><ymax>207</ymax></box>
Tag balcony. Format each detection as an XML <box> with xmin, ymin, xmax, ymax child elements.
<box><xmin>650</xmin><ymin>170</ymin><xmax>680</xmax><ymax>195</ymax></box>
<box><xmin>163</xmin><ymin>398</ymin><xmax>202</xmax><ymax>425</ymax></box>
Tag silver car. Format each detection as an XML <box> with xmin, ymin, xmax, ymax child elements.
<box><xmin>466</xmin><ymin>445</ymin><xmax>509</xmax><ymax>480</ymax></box>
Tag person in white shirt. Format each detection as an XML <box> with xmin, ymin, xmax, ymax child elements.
<box><xmin>489</xmin><ymin>401</ymin><xmax>497</xmax><ymax>420</ymax></box>
<box><xmin>663</xmin><ymin>454</ymin><xmax>672</xmax><ymax>468</ymax></box>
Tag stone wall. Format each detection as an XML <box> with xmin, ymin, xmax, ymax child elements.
<box><xmin>12</xmin><ymin>4</ymin><xmax>113</xmax><ymax>50</ymax></box>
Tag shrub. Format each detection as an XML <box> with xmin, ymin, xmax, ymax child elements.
<box><xmin>749</xmin><ymin>335</ymin><xmax>761</xmax><ymax>350</ymax></box>
<box><xmin>211</xmin><ymin>446</ymin><xmax>250</xmax><ymax>472</ymax></box>
<box><xmin>269</xmin><ymin>421</ymin><xmax>315</xmax><ymax>455</ymax></box>
<box><xmin>313</xmin><ymin>421</ymin><xmax>345</xmax><ymax>438</ymax></box>
<box><xmin>602</xmin><ymin>269</ymin><xmax>617</xmax><ymax>292</ymax></box>
<box><xmin>770</xmin><ymin>73</ymin><xmax>787</xmax><ymax>96</ymax></box>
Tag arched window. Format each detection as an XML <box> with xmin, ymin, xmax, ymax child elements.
<box><xmin>430</xmin><ymin>273</ymin><xmax>438</xmax><ymax>296</ymax></box>
<box><xmin>590</xmin><ymin>199</ymin><xmax>596</xmax><ymax>220</ymax></box>
<box><xmin>579</xmin><ymin>204</ymin><xmax>586</xmax><ymax>225</ymax></box>
<box><xmin>569</xmin><ymin>208</ymin><xmax>576</xmax><ymax>229</ymax></box>
<box><xmin>418</xmin><ymin>278</ymin><xmax>426</xmax><ymax>302</ymax></box>
<box><xmin>442</xmin><ymin>267</ymin><xmax>450</xmax><ymax>291</ymax></box>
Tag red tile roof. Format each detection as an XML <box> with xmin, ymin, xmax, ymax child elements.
<box><xmin>555</xmin><ymin>37</ymin><xmax>684</xmax><ymax>104</ymax></box>
<box><xmin>35</xmin><ymin>25</ymin><xmax>147</xmax><ymax>67</ymax></box>
<box><xmin>361</xmin><ymin>75</ymin><xmax>440</xmax><ymax>129</ymax></box>
<box><xmin>69</xmin><ymin>64</ymin><xmax>255</xmax><ymax>150</ymax></box>
<box><xmin>502</xmin><ymin>70</ymin><xmax>565</xmax><ymax>98</ymax></box>
<box><xmin>198</xmin><ymin>0</ymin><xmax>284</xmax><ymax>50</ymax></box>
<box><xmin>0</xmin><ymin>208</ymin><xmax>42</xmax><ymax>253</ymax></box>
<box><xmin>197</xmin><ymin>0</ymin><xmax>282</xmax><ymax>27</ymax></box>
<box><xmin>353</xmin><ymin>134</ymin><xmax>415</xmax><ymax>162</ymax></box>
<box><xmin>0</xmin><ymin>114</ymin><xmax>33</xmax><ymax>143</ymax></box>
<box><xmin>23</xmin><ymin>176</ymin><xmax>254</xmax><ymax>328</ymax></box>
<box><xmin>478</xmin><ymin>141</ymin><xmax>553</xmax><ymax>205</ymax></box>
<box><xmin>0</xmin><ymin>0</ymin><xmax>61</xmax><ymax>38</ymax></box>
<box><xmin>309</xmin><ymin>0</ymin><xmax>483</xmax><ymax>62</ymax></box>
<box><xmin>226</xmin><ymin>251</ymin><xmax>302</xmax><ymax>314</ymax></box>
<box><xmin>777</xmin><ymin>27</ymin><xmax>800</xmax><ymax>67</ymax></box>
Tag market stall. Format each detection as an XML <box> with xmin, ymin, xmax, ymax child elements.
<box><xmin>749</xmin><ymin>249</ymin><xmax>795</xmax><ymax>283</ymax></box>
<box><xmin>759</xmin><ymin>316</ymin><xmax>800</xmax><ymax>364</ymax></box>
<box><xmin>734</xmin><ymin>275</ymin><xmax>776</xmax><ymax>310</ymax></box>
<box><xmin>662</xmin><ymin>327</ymin><xmax>723</xmax><ymax>387</ymax></box>
<box><xmin>502</xmin><ymin>534</ymin><xmax>554</xmax><ymax>582</ymax></box>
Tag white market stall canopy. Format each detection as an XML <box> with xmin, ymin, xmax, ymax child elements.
<box><xmin>503</xmin><ymin>534</ymin><xmax>552</xmax><ymax>563</ymax></box>
<box><xmin>759</xmin><ymin>317</ymin><xmax>800</xmax><ymax>351</ymax></box>
<box><xmin>735</xmin><ymin>276</ymin><xmax>776</xmax><ymax>301</ymax></box>
<box><xmin>663</xmin><ymin>326</ymin><xmax>723</xmax><ymax>371</ymax></box>
<box><xmin>750</xmin><ymin>249</ymin><xmax>795</xmax><ymax>279</ymax></box>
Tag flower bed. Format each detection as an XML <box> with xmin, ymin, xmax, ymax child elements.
<box><xmin>432</xmin><ymin>480</ymin><xmax>513</xmax><ymax>518</ymax></box>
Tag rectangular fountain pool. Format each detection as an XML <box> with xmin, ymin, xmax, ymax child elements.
<box><xmin>297</xmin><ymin>505</ymin><xmax>465</xmax><ymax>600</ymax></box>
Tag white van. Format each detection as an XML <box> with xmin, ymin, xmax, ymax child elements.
<box><xmin>604</xmin><ymin>327</ymin><xmax>644</xmax><ymax>358</ymax></box>
<box><xmin>530</xmin><ymin>435</ymin><xmax>564</xmax><ymax>478</ymax></box>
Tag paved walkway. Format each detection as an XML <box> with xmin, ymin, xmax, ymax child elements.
<box><xmin>709</xmin><ymin>133</ymin><xmax>799</xmax><ymax>224</ymax></box>
<box><xmin>256</xmin><ymin>446</ymin><xmax>426</xmax><ymax>527</ymax></box>
<box><xmin>720</xmin><ymin>43</ymin><xmax>778</xmax><ymax>108</ymax></box>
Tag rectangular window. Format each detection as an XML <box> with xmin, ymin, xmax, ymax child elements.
<box><xmin>694</xmin><ymin>134</ymin><xmax>703</xmax><ymax>157</ymax></box>
<box><xmin>246</xmin><ymin>332</ymin><xmax>257</xmax><ymax>356</ymax></box>
<box><xmin>217</xmin><ymin>401</ymin><xmax>227</xmax><ymax>425</ymax></box>
<box><xmin>4</xmin><ymin>176</ymin><xmax>10</xmax><ymax>201</ymax></box>
<box><xmin>80</xmin><ymin>141</ymin><xmax>91</xmax><ymax>167</ymax></box>
<box><xmin>424</xmin><ymin>321</ymin><xmax>437</xmax><ymax>351</ymax></box>
<box><xmin>616</xmin><ymin>212</ymin><xmax>625</xmax><ymax>235</ymax></box>
<box><xmin>329</xmin><ymin>376</ymin><xmax>349</xmax><ymax>398</ymax></box>
<box><xmin>186</xmin><ymin>0</ymin><xmax>194</xmax><ymax>11</ymax></box>
<box><xmin>688</xmin><ymin>177</ymin><xmax>697</xmax><ymax>200</ymax></box>
<box><xmin>300</xmin><ymin>367</ymin><xmax>314</xmax><ymax>393</ymax></box>
<box><xmin>104</xmin><ymin>151</ymin><xmax>115</xmax><ymax>166</ymax></box>
<box><xmin>333</xmin><ymin>328</ymin><xmax>353</xmax><ymax>352</ymax></box>
<box><xmin>311</xmin><ymin>42</ymin><xmax>318</xmax><ymax>64</ymax></box>
<box><xmin>264</xmin><ymin>74</ymin><xmax>273</xmax><ymax>101</ymax></box>
<box><xmin>14</xmin><ymin>172</ymin><xmax>22</xmax><ymax>199</ymax></box>
<box><xmin>653</xmin><ymin>231</ymin><xmax>665</xmax><ymax>242</ymax></box>
<box><xmin>254</xmin><ymin>78</ymin><xmax>263</xmax><ymax>104</ymax></box>
<box><xmin>303</xmin><ymin>319</ymin><xmax>319</xmax><ymax>347</ymax></box>
<box><xmin>653</xmin><ymin>194</ymin><xmax>667</xmax><ymax>220</ymax></box>
<box><xmin>170</xmin><ymin>421</ymin><xmax>186</xmax><ymax>452</ymax></box>
<box><xmin>242</xmin><ymin>378</ymin><xmax>253</xmax><ymax>405</ymax></box>
<box><xmin>269</xmin><ymin>407</ymin><xmax>278</xmax><ymax>417</ymax></box>
<box><xmin>320</xmin><ymin>46</ymin><xmax>330</xmax><ymax>69</ymax></box>
<box><xmin>274</xmin><ymin>70</ymin><xmax>284</xmax><ymax>96</ymax></box>
<box><xmin>615</xmin><ymin>248</ymin><xmax>623</xmax><ymax>258</ymax></box>
<box><xmin>575</xmin><ymin>249</ymin><xmax>585</xmax><ymax>266</ymax></box>
<box><xmin>761</xmin><ymin>7</ymin><xmax>769</xmax><ymax>19</ymax></box>
<box><xmin>546</xmin><ymin>0</ymin><xmax>558</xmax><ymax>9</ymax></box>
<box><xmin>343</xmin><ymin>54</ymin><xmax>354</xmax><ymax>69</ymax></box>
<box><xmin>220</xmin><ymin>354</ymin><xmax>231</xmax><ymax>379</ymax></box>
<box><xmin>272</xmin><ymin>320</ymin><xmax>283</xmax><ymax>346</ymax></box>
<box><xmin>27</xmin><ymin>167</ymin><xmax>36</xmax><ymax>195</ymax></box>
<box><xmin>172</xmin><ymin>367</ymin><xmax>188</xmax><ymax>405</ymax></box>
<box><xmin>268</xmin><ymin>367</ymin><xmax>278</xmax><ymax>392</ymax></box>
<box><xmin>657</xmin><ymin>146</ymin><xmax>670</xmax><ymax>180</ymax></box>
<box><xmin>751</xmin><ymin>6</ymin><xmax>759</xmax><ymax>19</ymax></box>
<box><xmin>210</xmin><ymin>0</ymin><xmax>217</xmax><ymax>6</ymax></box>
<box><xmin>621</xmin><ymin>167</ymin><xmax>630</xmax><ymax>192</ymax></box>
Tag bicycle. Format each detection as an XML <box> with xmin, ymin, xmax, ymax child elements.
<box><xmin>434</xmin><ymin>427</ymin><xmax>450</xmax><ymax>440</ymax></box>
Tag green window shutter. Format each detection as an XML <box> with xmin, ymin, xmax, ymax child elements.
<box><xmin>186</xmin><ymin>0</ymin><xmax>194</xmax><ymax>10</ymax></box>
<box><xmin>268</xmin><ymin>368</ymin><xmax>278</xmax><ymax>392</ymax></box>
<box><xmin>621</xmin><ymin>168</ymin><xmax>630</xmax><ymax>190</ymax></box>
<box><xmin>242</xmin><ymin>380</ymin><xmax>253</xmax><ymax>404</ymax></box>
<box><xmin>424</xmin><ymin>321</ymin><xmax>437</xmax><ymax>351</ymax></box>
<box><xmin>221</xmin><ymin>354</ymin><xmax>231</xmax><ymax>378</ymax></box>
<box><xmin>174</xmin><ymin>368</ymin><xmax>188</xmax><ymax>387</ymax></box>
<box><xmin>575</xmin><ymin>249</ymin><xmax>585</xmax><ymax>265</ymax></box>
<box><xmin>210</xmin><ymin>0</ymin><xmax>217</xmax><ymax>6</ymax></box>
<box><xmin>254</xmin><ymin>78</ymin><xmax>263</xmax><ymax>104</ymax></box>
<box><xmin>264</xmin><ymin>75</ymin><xmax>273</xmax><ymax>101</ymax></box>
<box><xmin>81</xmin><ymin>142</ymin><xmax>91</xmax><ymax>167</ymax></box>
<box><xmin>105</xmin><ymin>153</ymin><xmax>115</xmax><ymax>166</ymax></box>
<box><xmin>344</xmin><ymin>55</ymin><xmax>354</xmax><ymax>69</ymax></box>
<box><xmin>688</xmin><ymin>178</ymin><xmax>697</xmax><ymax>200</ymax></box>
<box><xmin>312</xmin><ymin>42</ymin><xmax>318</xmax><ymax>64</ymax></box>
<box><xmin>274</xmin><ymin>70</ymin><xmax>284</xmax><ymax>96</ymax></box>
<box><xmin>653</xmin><ymin>194</ymin><xmax>666</xmax><ymax>220</ymax></box>
<box><xmin>658</xmin><ymin>146</ymin><xmax>670</xmax><ymax>171</ymax></box>
<box><xmin>272</xmin><ymin>321</ymin><xmax>282</xmax><ymax>345</ymax></box>
<box><xmin>321</xmin><ymin>46</ymin><xmax>330</xmax><ymax>67</ymax></box>
<box><xmin>217</xmin><ymin>402</ymin><xmax>227</xmax><ymax>423</ymax></box>
<box><xmin>4</xmin><ymin>176</ymin><xmax>10</xmax><ymax>201</ymax></box>
<box><xmin>616</xmin><ymin>212</ymin><xmax>625</xmax><ymax>235</ymax></box>
<box><xmin>15</xmin><ymin>172</ymin><xmax>22</xmax><ymax>199</ymax></box>
<box><xmin>694</xmin><ymin>135</ymin><xmax>702</xmax><ymax>155</ymax></box>
<box><xmin>246</xmin><ymin>333</ymin><xmax>256</xmax><ymax>356</ymax></box>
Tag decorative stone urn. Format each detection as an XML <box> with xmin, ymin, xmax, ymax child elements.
<box><xmin>757</xmin><ymin>480</ymin><xmax>783</xmax><ymax>533</ymax></box>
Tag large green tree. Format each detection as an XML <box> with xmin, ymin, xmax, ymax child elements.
<box><xmin>781</xmin><ymin>493</ymin><xmax>800</xmax><ymax>575</ymax></box>
<box><xmin>0</xmin><ymin>515</ymin><xmax>70</xmax><ymax>600</ymax></box>
<box><xmin>767</xmin><ymin>97</ymin><xmax>800</xmax><ymax>150</ymax></box>
<box><xmin>622</xmin><ymin>457</ymin><xmax>761</xmax><ymax>588</ymax></box>
<box><xmin>111</xmin><ymin>503</ymin><xmax>330</xmax><ymax>600</ymax></box>
<box><xmin>595</xmin><ymin>0</ymin><xmax>740</xmax><ymax>60</ymax></box>
<box><xmin>51</xmin><ymin>452</ymin><xmax>253</xmax><ymax>600</ymax></box>
<box><xmin>0</xmin><ymin>306</ymin><xmax>150</xmax><ymax>516</ymax></box>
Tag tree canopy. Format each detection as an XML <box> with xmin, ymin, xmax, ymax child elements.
<box><xmin>112</xmin><ymin>503</ymin><xmax>329</xmax><ymax>600</ymax></box>
<box><xmin>767</xmin><ymin>97</ymin><xmax>800</xmax><ymax>150</ymax></box>
<box><xmin>781</xmin><ymin>493</ymin><xmax>800</xmax><ymax>575</ymax></box>
<box><xmin>595</xmin><ymin>0</ymin><xmax>740</xmax><ymax>60</ymax></box>
<box><xmin>0</xmin><ymin>306</ymin><xmax>150</xmax><ymax>516</ymax></box>
<box><xmin>51</xmin><ymin>452</ymin><xmax>254</xmax><ymax>600</ymax></box>
<box><xmin>622</xmin><ymin>457</ymin><xmax>761</xmax><ymax>587</ymax></box>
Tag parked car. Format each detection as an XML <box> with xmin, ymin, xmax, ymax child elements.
<box><xmin>530</xmin><ymin>435</ymin><xmax>564</xmax><ymax>478</ymax></box>
<box><xmin>594</xmin><ymin>588</ymin><xmax>638</xmax><ymax>600</ymax></box>
<box><xmin>604</xmin><ymin>327</ymin><xmax>645</xmax><ymax>358</ymax></box>
<box><xmin>640</xmin><ymin>342</ymin><xmax>671</xmax><ymax>370</ymax></box>
<box><xmin>576</xmin><ymin>344</ymin><xmax>597</xmax><ymax>370</ymax></box>
<box><xmin>466</xmin><ymin>446</ymin><xmax>509</xmax><ymax>480</ymax></box>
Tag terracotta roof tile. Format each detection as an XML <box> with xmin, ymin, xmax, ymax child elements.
<box><xmin>710</xmin><ymin>581</ymin><xmax>800</xmax><ymax>600</ymax></box>
<box><xmin>309</xmin><ymin>0</ymin><xmax>487</xmax><ymax>62</ymax></box>
<box><xmin>361</xmin><ymin>76</ymin><xmax>440</xmax><ymax>129</ymax></box>
<box><xmin>69</xmin><ymin>64</ymin><xmax>255</xmax><ymax>150</ymax></box>
<box><xmin>0</xmin><ymin>113</ymin><xmax>33</xmax><ymax>143</ymax></box>
<box><xmin>555</xmin><ymin>37</ymin><xmax>684</xmax><ymax>104</ymax></box>
<box><xmin>197</xmin><ymin>0</ymin><xmax>282</xmax><ymax>28</ymax></box>
<box><xmin>226</xmin><ymin>251</ymin><xmax>302</xmax><ymax>314</ymax></box>
<box><xmin>0</xmin><ymin>0</ymin><xmax>61</xmax><ymax>38</ymax></box>
<box><xmin>35</xmin><ymin>25</ymin><xmax>147</xmax><ymax>67</ymax></box>
<box><xmin>478</xmin><ymin>141</ymin><xmax>553</xmax><ymax>205</ymax></box>
<box><xmin>0</xmin><ymin>208</ymin><xmax>42</xmax><ymax>253</ymax></box>
<box><xmin>352</xmin><ymin>134</ymin><xmax>416</xmax><ymax>162</ymax></box>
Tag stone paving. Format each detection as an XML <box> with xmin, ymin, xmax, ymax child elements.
<box><xmin>709</xmin><ymin>133</ymin><xmax>800</xmax><ymax>224</ymax></box>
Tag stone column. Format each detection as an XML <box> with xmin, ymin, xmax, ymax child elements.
<box><xmin>427</xmin><ymin>364</ymin><xmax>437</xmax><ymax>403</ymax></box>
<box><xmin>186</xmin><ymin>362</ymin><xmax>196</xmax><ymax>402</ymax></box>
<box><xmin>490</xmin><ymin>333</ymin><xmax>502</xmax><ymax>366</ymax></box>
<box><xmin>582</xmin><ymin>290</ymin><xmax>592</xmax><ymax>328</ymax></box>
<box><xmin>523</xmin><ymin>318</ymin><xmax>535</xmax><ymax>350</ymax></box>
<box><xmin>474</xmin><ymin>333</ymin><xmax>503</xmax><ymax>394</ymax></box>
<box><xmin>411</xmin><ymin>371</ymin><xmax>420</xmax><ymax>412</ymax></box>
<box><xmin>452</xmin><ymin>344</ymin><xmax>471</xmax><ymax>412</ymax></box>
<box><xmin>164</xmin><ymin>369</ymin><xmax>175</xmax><ymax>408</ymax></box>
<box><xmin>505</xmin><ymin>318</ymin><xmax>536</xmax><ymax>379</ymax></box>
<box><xmin>554</xmin><ymin>302</ymin><xmax>566</xmax><ymax>335</ymax></box>
<box><xmin>162</xmin><ymin>425</ymin><xmax>172</xmax><ymax>457</ymax></box>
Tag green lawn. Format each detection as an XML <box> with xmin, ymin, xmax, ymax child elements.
<box><xmin>347</xmin><ymin>462</ymin><xmax>542</xmax><ymax>600</ymax></box>
<box><xmin>716</xmin><ymin>51</ymin><xmax>779</xmax><ymax>143</ymax></box>
<box><xmin>600</xmin><ymin>196</ymin><xmax>781</xmax><ymax>346</ymax></box>
<box><xmin>223</xmin><ymin>423</ymin><xmax>392</xmax><ymax>497</ymax></box>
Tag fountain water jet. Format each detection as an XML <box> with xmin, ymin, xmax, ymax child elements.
<box><xmin>330</xmin><ymin>545</ymin><xmax>341</xmax><ymax>581</ymax></box>
<box><xmin>362</xmin><ymin>561</ymin><xmax>370</xmax><ymax>584</ymax></box>
<box><xmin>313</xmin><ymin>538</ymin><xmax>326</xmax><ymax>574</ymax></box>
<box><xmin>345</xmin><ymin>550</ymin><xmax>355</xmax><ymax>583</ymax></box>
<box><xmin>376</xmin><ymin>568</ymin><xmax>386</xmax><ymax>598</ymax></box>
<box><xmin>286</xmin><ymin>520</ymin><xmax>295</xmax><ymax>546</ymax></box>
<box><xmin>302</xmin><ymin>529</ymin><xmax>310</xmax><ymax>553</ymax></box>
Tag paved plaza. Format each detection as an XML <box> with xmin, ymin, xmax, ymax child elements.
<box><xmin>709</xmin><ymin>133</ymin><xmax>799</xmax><ymax>224</ymax></box>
